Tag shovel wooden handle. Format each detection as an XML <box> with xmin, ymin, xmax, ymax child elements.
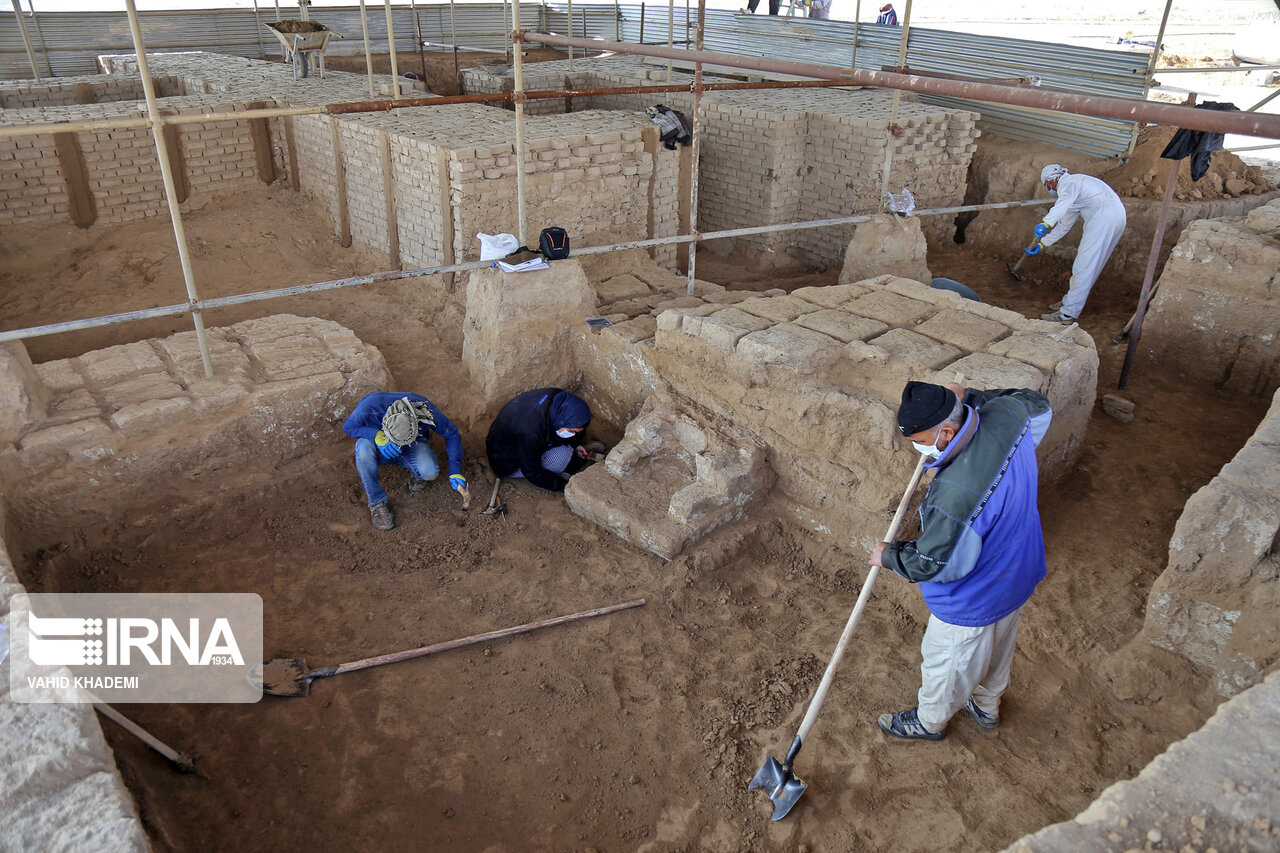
<box><xmin>311</xmin><ymin>598</ymin><xmax>646</xmax><ymax>681</ymax></box>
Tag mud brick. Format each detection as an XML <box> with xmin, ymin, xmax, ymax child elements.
<box><xmin>795</xmin><ymin>309</ymin><xmax>889</xmax><ymax>343</ymax></box>
<box><xmin>736</xmin><ymin>323</ymin><xmax>843</xmax><ymax>374</ymax></box>
<box><xmin>846</xmin><ymin>291</ymin><xmax>933</xmax><ymax>327</ymax></box>
<box><xmin>914</xmin><ymin>310</ymin><xmax>1009</xmax><ymax>352</ymax></box>
<box><xmin>682</xmin><ymin>307</ymin><xmax>771</xmax><ymax>352</ymax></box>
<box><xmin>869</xmin><ymin>328</ymin><xmax>961</xmax><ymax>372</ymax></box>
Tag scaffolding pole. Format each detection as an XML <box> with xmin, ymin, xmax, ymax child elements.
<box><xmin>24</xmin><ymin>0</ymin><xmax>52</xmax><ymax>78</ymax></box>
<box><xmin>252</xmin><ymin>0</ymin><xmax>266</xmax><ymax>59</ymax></box>
<box><xmin>0</xmin><ymin>199</ymin><xmax>1050</xmax><ymax>346</ymax></box>
<box><xmin>9</xmin><ymin>0</ymin><xmax>41</xmax><ymax>81</ymax></box>
<box><xmin>685</xmin><ymin>0</ymin><xmax>705</xmax><ymax>294</ymax></box>
<box><xmin>512</xmin><ymin>0</ymin><xmax>529</xmax><ymax>246</ymax></box>
<box><xmin>122</xmin><ymin>0</ymin><xmax>213</xmax><ymax>378</ymax></box>
<box><xmin>877</xmin><ymin>0</ymin><xmax>911</xmax><ymax>209</ymax></box>
<box><xmin>358</xmin><ymin>0</ymin><xmax>376</xmax><ymax>97</ymax></box>
<box><xmin>411</xmin><ymin>0</ymin><xmax>428</xmax><ymax>81</ymax></box>
<box><xmin>383</xmin><ymin>0</ymin><xmax>403</xmax><ymax>101</ymax></box>
<box><xmin>568</xmin><ymin>0</ymin><xmax>574</xmax><ymax>68</ymax></box>
<box><xmin>1128</xmin><ymin>0</ymin><xmax>1174</xmax><ymax>156</ymax></box>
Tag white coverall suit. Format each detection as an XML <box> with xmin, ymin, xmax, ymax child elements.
<box><xmin>1039</xmin><ymin>173</ymin><xmax>1126</xmax><ymax>319</ymax></box>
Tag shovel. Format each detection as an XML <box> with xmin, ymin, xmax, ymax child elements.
<box><xmin>477</xmin><ymin>477</ymin><xmax>506</xmax><ymax>517</ymax></box>
<box><xmin>257</xmin><ymin>598</ymin><xmax>645</xmax><ymax>697</ymax></box>
<box><xmin>749</xmin><ymin>453</ymin><xmax>929</xmax><ymax>820</ymax></box>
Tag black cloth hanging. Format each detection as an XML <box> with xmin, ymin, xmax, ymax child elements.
<box><xmin>1159</xmin><ymin>101</ymin><xmax>1237</xmax><ymax>182</ymax></box>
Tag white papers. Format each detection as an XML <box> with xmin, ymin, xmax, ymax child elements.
<box><xmin>495</xmin><ymin>258</ymin><xmax>549</xmax><ymax>273</ymax></box>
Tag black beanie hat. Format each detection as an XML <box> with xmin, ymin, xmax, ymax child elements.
<box><xmin>897</xmin><ymin>381</ymin><xmax>956</xmax><ymax>436</ymax></box>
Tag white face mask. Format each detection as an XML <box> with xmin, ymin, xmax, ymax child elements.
<box><xmin>556</xmin><ymin>428</ymin><xmax>577</xmax><ymax>439</ymax></box>
<box><xmin>911</xmin><ymin>429</ymin><xmax>947</xmax><ymax>460</ymax></box>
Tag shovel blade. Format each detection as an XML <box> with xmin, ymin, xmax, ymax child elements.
<box><xmin>748</xmin><ymin>754</ymin><xmax>808</xmax><ymax>821</ymax></box>
<box><xmin>258</xmin><ymin>658</ymin><xmax>311</xmax><ymax>697</ymax></box>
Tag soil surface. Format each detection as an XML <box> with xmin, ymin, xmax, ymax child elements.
<box><xmin>311</xmin><ymin>48</ymin><xmax>569</xmax><ymax>96</ymax></box>
<box><xmin>2</xmin><ymin>190</ymin><xmax>1267</xmax><ymax>852</ymax></box>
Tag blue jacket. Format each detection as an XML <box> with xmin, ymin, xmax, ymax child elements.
<box><xmin>342</xmin><ymin>392</ymin><xmax>464</xmax><ymax>477</ymax></box>
<box><xmin>884</xmin><ymin>388</ymin><xmax>1052</xmax><ymax>626</ymax></box>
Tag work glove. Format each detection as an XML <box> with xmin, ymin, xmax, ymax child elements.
<box><xmin>1024</xmin><ymin>241</ymin><xmax>1043</xmax><ymax>256</ymax></box>
<box><xmin>448</xmin><ymin>474</ymin><xmax>468</xmax><ymax>492</ymax></box>
<box><xmin>374</xmin><ymin>430</ymin><xmax>403</xmax><ymax>460</ymax></box>
<box><xmin>1033</xmin><ymin>221</ymin><xmax>1050</xmax><ymax>238</ymax></box>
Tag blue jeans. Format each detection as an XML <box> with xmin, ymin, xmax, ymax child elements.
<box><xmin>354</xmin><ymin>438</ymin><xmax>440</xmax><ymax>507</ymax></box>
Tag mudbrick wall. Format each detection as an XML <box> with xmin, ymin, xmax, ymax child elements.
<box><xmin>462</xmin><ymin>56</ymin><xmax>981</xmax><ymax>265</ymax></box>
<box><xmin>1141</xmin><ymin>199</ymin><xmax>1280</xmax><ymax>399</ymax></box>
<box><xmin>0</xmin><ymin>52</ymin><xmax>412</xmax><ymax>229</ymax></box>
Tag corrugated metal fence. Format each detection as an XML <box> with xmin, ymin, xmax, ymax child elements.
<box><xmin>2</xmin><ymin>3</ymin><xmax>1143</xmax><ymax>156</ymax></box>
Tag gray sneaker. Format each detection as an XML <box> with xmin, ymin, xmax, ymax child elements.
<box><xmin>1041</xmin><ymin>309</ymin><xmax>1076</xmax><ymax>324</ymax></box>
<box><xmin>369</xmin><ymin>502</ymin><xmax>394</xmax><ymax>531</ymax></box>
<box><xmin>877</xmin><ymin>707</ymin><xmax>946</xmax><ymax>741</ymax></box>
<box><xmin>1049</xmin><ymin>300</ymin><xmax>1063</xmax><ymax>311</ymax></box>
<box><xmin>962</xmin><ymin>698</ymin><xmax>999</xmax><ymax>729</ymax></box>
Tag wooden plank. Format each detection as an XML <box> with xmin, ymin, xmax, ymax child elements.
<box><xmin>246</xmin><ymin>100</ymin><xmax>277</xmax><ymax>185</ymax></box>
<box><xmin>53</xmin><ymin>132</ymin><xmax>96</xmax><ymax>229</ymax></box>
<box><xmin>379</xmin><ymin>131</ymin><xmax>400</xmax><ymax>269</ymax></box>
<box><xmin>330</xmin><ymin>117</ymin><xmax>351</xmax><ymax>248</ymax></box>
<box><xmin>162</xmin><ymin>121</ymin><xmax>189</xmax><ymax>204</ymax></box>
<box><xmin>283</xmin><ymin>115</ymin><xmax>300</xmax><ymax>190</ymax></box>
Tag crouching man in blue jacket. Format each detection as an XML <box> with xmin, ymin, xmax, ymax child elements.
<box><xmin>343</xmin><ymin>392</ymin><xmax>467</xmax><ymax>531</ymax></box>
<box><xmin>869</xmin><ymin>379</ymin><xmax>1052</xmax><ymax>740</ymax></box>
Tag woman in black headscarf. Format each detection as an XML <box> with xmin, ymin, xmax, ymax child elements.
<box><xmin>485</xmin><ymin>388</ymin><xmax>592</xmax><ymax>492</ymax></box>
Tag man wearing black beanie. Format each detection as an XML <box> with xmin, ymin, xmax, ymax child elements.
<box><xmin>869</xmin><ymin>379</ymin><xmax>1053</xmax><ymax>740</ymax></box>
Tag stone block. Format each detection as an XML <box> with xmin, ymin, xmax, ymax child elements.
<box><xmin>837</xmin><ymin>213</ymin><xmax>933</xmax><ymax>286</ymax></box>
<box><xmin>0</xmin><ymin>342</ymin><xmax>48</xmax><ymax>444</ymax></box>
<box><xmin>735</xmin><ymin>324</ymin><xmax>843</xmax><ymax>374</ymax></box>
<box><xmin>791</xmin><ymin>282</ymin><xmax>873</xmax><ymax>308</ymax></box>
<box><xmin>101</xmin><ymin>374</ymin><xmax>186</xmax><ymax>407</ymax></box>
<box><xmin>18</xmin><ymin>418</ymin><xmax>114</xmax><ymax>452</ymax></box>
<box><xmin>680</xmin><ymin>307</ymin><xmax>770</xmax><ymax>352</ymax></box>
<box><xmin>110</xmin><ymin>396</ymin><xmax>195</xmax><ymax>431</ymax></box>
<box><xmin>76</xmin><ymin>342</ymin><xmax>166</xmax><ymax>387</ymax></box>
<box><xmin>595</xmin><ymin>273</ymin><xmax>652</xmax><ymax>305</ymax></box>
<box><xmin>603</xmin><ymin>315</ymin><xmax>658</xmax><ymax>344</ymax></box>
<box><xmin>845</xmin><ymin>290</ymin><xmax>933</xmax><ymax>327</ymax></box>
<box><xmin>914</xmin><ymin>309</ymin><xmax>1010</xmax><ymax>351</ymax></box>
<box><xmin>565</xmin><ymin>396</ymin><xmax>773</xmax><ymax>559</ymax></box>
<box><xmin>735</xmin><ymin>295</ymin><xmax>820</xmax><ymax>324</ymax></box>
<box><xmin>794</xmin><ymin>309</ymin><xmax>888</xmax><ymax>343</ymax></box>
<box><xmin>868</xmin><ymin>329</ymin><xmax>961</xmax><ymax>372</ymax></box>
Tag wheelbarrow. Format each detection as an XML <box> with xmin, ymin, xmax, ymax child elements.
<box><xmin>265</xmin><ymin>20</ymin><xmax>334</xmax><ymax>80</ymax></box>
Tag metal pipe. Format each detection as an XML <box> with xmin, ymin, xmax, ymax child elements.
<box><xmin>24</xmin><ymin>0</ymin><xmax>52</xmax><ymax>78</ymax></box>
<box><xmin>512</xmin><ymin>0</ymin><xmax>529</xmax><ymax>246</ymax></box>
<box><xmin>1118</xmin><ymin>91</ymin><xmax>1196</xmax><ymax>390</ymax></box>
<box><xmin>275</xmin><ymin>0</ymin><xmax>281</xmax><ymax>22</ymax></box>
<box><xmin>851</xmin><ymin>0</ymin><xmax>860</xmax><ymax>75</ymax></box>
<box><xmin>504</xmin><ymin>0</ymin><xmax>511</xmax><ymax>61</ymax></box>
<box><xmin>667</xmin><ymin>0</ymin><xmax>674</xmax><ymax>83</ymax></box>
<box><xmin>1128</xmin><ymin>0</ymin><xmax>1174</xmax><ymax>156</ymax></box>
<box><xmin>1117</xmin><ymin>154</ymin><xmax>1180</xmax><ymax>390</ymax></box>
<box><xmin>1155</xmin><ymin>64</ymin><xmax>1280</xmax><ymax>73</ymax></box>
<box><xmin>568</xmin><ymin>0</ymin><xmax>574</xmax><ymax>68</ymax></box>
<box><xmin>0</xmin><ymin>199</ymin><xmax>1049</xmax><ymax>346</ymax></box>
<box><xmin>1247</xmin><ymin>88</ymin><xmax>1280</xmax><ymax>113</ymax></box>
<box><xmin>685</xmin><ymin>0</ymin><xmax>705</xmax><ymax>294</ymax></box>
<box><xmin>358</xmin><ymin>0</ymin><xmax>375</xmax><ymax>97</ymax></box>
<box><xmin>411</xmin><ymin>0</ymin><xmax>427</xmax><ymax>81</ymax></box>
<box><xmin>123</xmin><ymin>0</ymin><xmax>213</xmax><ymax>378</ymax></box>
<box><xmin>449</xmin><ymin>0</ymin><xmax>459</xmax><ymax>92</ymax></box>
<box><xmin>878</xmin><ymin>0</ymin><xmax>911</xmax><ymax>209</ymax></box>
<box><xmin>1226</xmin><ymin>142</ymin><xmax>1280</xmax><ymax>153</ymax></box>
<box><xmin>383</xmin><ymin>0</ymin><xmax>402</xmax><ymax>101</ymax></box>
<box><xmin>9</xmin><ymin>0</ymin><xmax>41</xmax><ymax>81</ymax></box>
<box><xmin>252</xmin><ymin>0</ymin><xmax>266</xmax><ymax>59</ymax></box>
<box><xmin>615</xmin><ymin>0</ymin><xmax>620</xmax><ymax>43</ymax></box>
<box><xmin>523</xmin><ymin>32</ymin><xmax>1280</xmax><ymax>139</ymax></box>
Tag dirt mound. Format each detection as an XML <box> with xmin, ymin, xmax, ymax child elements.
<box><xmin>1102</xmin><ymin>125</ymin><xmax>1274</xmax><ymax>201</ymax></box>
<box><xmin>268</xmin><ymin>19</ymin><xmax>326</xmax><ymax>33</ymax></box>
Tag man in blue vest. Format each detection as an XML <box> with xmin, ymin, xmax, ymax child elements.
<box><xmin>869</xmin><ymin>379</ymin><xmax>1052</xmax><ymax>740</ymax></box>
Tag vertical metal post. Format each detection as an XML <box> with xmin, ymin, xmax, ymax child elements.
<box><xmin>1118</xmin><ymin>92</ymin><xmax>1194</xmax><ymax>390</ymax></box>
<box><xmin>666</xmin><ymin>0</ymin><xmax>674</xmax><ymax>82</ymax></box>
<box><xmin>9</xmin><ymin>0</ymin><xmax>41</xmax><ymax>82</ymax></box>
<box><xmin>504</xmin><ymin>0</ymin><xmax>512</xmax><ymax>61</ymax></box>
<box><xmin>877</xmin><ymin>0</ymin><xmax>911</xmax><ymax>208</ymax></box>
<box><xmin>252</xmin><ymin>0</ymin><xmax>266</xmax><ymax>59</ymax></box>
<box><xmin>851</xmin><ymin>0</ymin><xmax>861</xmax><ymax>73</ymax></box>
<box><xmin>639</xmin><ymin>2</ymin><xmax>645</xmax><ymax>45</ymax></box>
<box><xmin>358</xmin><ymin>0</ymin><xmax>375</xmax><ymax>97</ymax></box>
<box><xmin>1128</xmin><ymin>0</ymin><xmax>1173</xmax><ymax>155</ymax></box>
<box><xmin>615</xmin><ymin>0</ymin><xmax>620</xmax><ymax>42</ymax></box>
<box><xmin>512</xmin><ymin>4</ymin><xmax>529</xmax><ymax>245</ymax></box>
<box><xmin>123</xmin><ymin>0</ymin><xmax>213</xmax><ymax>378</ymax></box>
<box><xmin>411</xmin><ymin>0</ymin><xmax>428</xmax><ymax>81</ymax></box>
<box><xmin>274</xmin><ymin>0</ymin><xmax>281</xmax><ymax>22</ymax></box>
<box><xmin>383</xmin><ymin>0</ymin><xmax>403</xmax><ymax>101</ymax></box>
<box><xmin>568</xmin><ymin>0</ymin><xmax>575</xmax><ymax>68</ymax></box>
<box><xmin>450</xmin><ymin>0</ymin><xmax>459</xmax><ymax>92</ymax></box>
<box><xmin>299</xmin><ymin>0</ymin><xmax>309</xmax><ymax>22</ymax></box>
<box><xmin>686</xmin><ymin>0</ymin><xmax>705</xmax><ymax>294</ymax></box>
<box><xmin>24</xmin><ymin>0</ymin><xmax>52</xmax><ymax>78</ymax></box>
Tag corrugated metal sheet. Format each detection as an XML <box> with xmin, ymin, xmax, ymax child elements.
<box><xmin>2</xmin><ymin>4</ymin><xmax>1142</xmax><ymax>155</ymax></box>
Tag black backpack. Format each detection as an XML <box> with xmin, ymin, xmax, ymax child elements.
<box><xmin>539</xmin><ymin>227</ymin><xmax>570</xmax><ymax>260</ymax></box>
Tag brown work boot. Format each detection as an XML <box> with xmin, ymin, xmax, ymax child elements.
<box><xmin>369</xmin><ymin>502</ymin><xmax>394</xmax><ymax>531</ymax></box>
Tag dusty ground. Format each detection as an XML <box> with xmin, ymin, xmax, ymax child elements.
<box><xmin>1</xmin><ymin>188</ymin><xmax>1267</xmax><ymax>852</ymax></box>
